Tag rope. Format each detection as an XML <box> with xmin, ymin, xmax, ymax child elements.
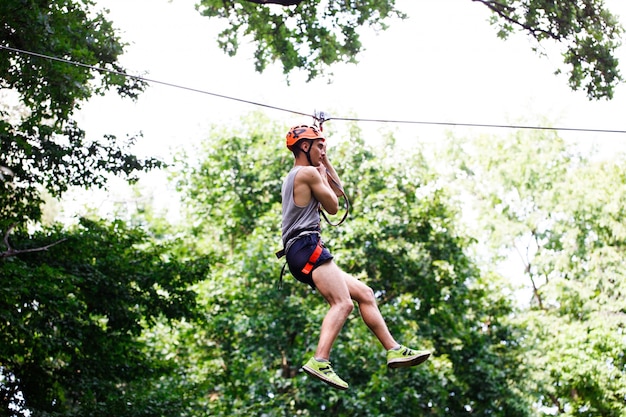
<box><xmin>320</xmin><ymin>172</ymin><xmax>349</xmax><ymax>227</ymax></box>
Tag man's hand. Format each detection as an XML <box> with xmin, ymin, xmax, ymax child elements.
<box><xmin>319</xmin><ymin>151</ymin><xmax>343</xmax><ymax>196</ymax></box>
<box><xmin>320</xmin><ymin>150</ymin><xmax>331</xmax><ymax>170</ymax></box>
<box><xmin>316</xmin><ymin>162</ymin><xmax>328</xmax><ymax>179</ymax></box>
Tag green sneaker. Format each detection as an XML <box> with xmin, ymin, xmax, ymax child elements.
<box><xmin>387</xmin><ymin>345</ymin><xmax>430</xmax><ymax>368</ymax></box>
<box><xmin>302</xmin><ymin>357</ymin><xmax>349</xmax><ymax>390</ymax></box>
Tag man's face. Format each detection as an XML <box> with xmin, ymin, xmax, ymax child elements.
<box><xmin>308</xmin><ymin>139</ymin><xmax>326</xmax><ymax>166</ymax></box>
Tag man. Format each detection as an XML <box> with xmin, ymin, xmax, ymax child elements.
<box><xmin>279</xmin><ymin>124</ymin><xmax>430</xmax><ymax>390</ymax></box>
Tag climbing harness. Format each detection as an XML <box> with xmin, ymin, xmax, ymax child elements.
<box><xmin>301</xmin><ymin>239</ymin><xmax>323</xmax><ymax>274</ymax></box>
<box><xmin>275</xmin><ymin>230</ymin><xmax>323</xmax><ymax>289</ymax></box>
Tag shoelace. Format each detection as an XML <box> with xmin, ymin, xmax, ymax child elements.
<box><xmin>319</xmin><ymin>365</ymin><xmax>335</xmax><ymax>375</ymax></box>
<box><xmin>400</xmin><ymin>347</ymin><xmax>415</xmax><ymax>356</ymax></box>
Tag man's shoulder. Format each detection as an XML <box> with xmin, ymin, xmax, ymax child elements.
<box><xmin>296</xmin><ymin>165</ymin><xmax>317</xmax><ymax>174</ymax></box>
<box><xmin>294</xmin><ymin>166</ymin><xmax>320</xmax><ymax>184</ymax></box>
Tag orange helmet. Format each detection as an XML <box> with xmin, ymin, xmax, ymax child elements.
<box><xmin>285</xmin><ymin>125</ymin><xmax>324</xmax><ymax>150</ymax></box>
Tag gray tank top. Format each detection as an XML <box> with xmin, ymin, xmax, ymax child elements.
<box><xmin>281</xmin><ymin>166</ymin><xmax>320</xmax><ymax>247</ymax></box>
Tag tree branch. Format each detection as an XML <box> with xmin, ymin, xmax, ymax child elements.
<box><xmin>514</xmin><ymin>236</ymin><xmax>544</xmax><ymax>309</ymax></box>
<box><xmin>1</xmin><ymin>223</ymin><xmax>68</xmax><ymax>258</ymax></box>
<box><xmin>472</xmin><ymin>0</ymin><xmax>557</xmax><ymax>41</ymax></box>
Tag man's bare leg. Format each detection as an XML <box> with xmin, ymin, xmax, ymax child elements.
<box><xmin>311</xmin><ymin>261</ymin><xmax>355</xmax><ymax>359</ymax></box>
<box><xmin>312</xmin><ymin>261</ymin><xmax>398</xmax><ymax>356</ymax></box>
<box><xmin>304</xmin><ymin>260</ymin><xmax>429</xmax><ymax>390</ymax></box>
<box><xmin>344</xmin><ymin>271</ymin><xmax>431</xmax><ymax>367</ymax></box>
<box><xmin>344</xmin><ymin>272</ymin><xmax>399</xmax><ymax>350</ymax></box>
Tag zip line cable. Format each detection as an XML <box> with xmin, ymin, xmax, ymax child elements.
<box><xmin>327</xmin><ymin>116</ymin><xmax>626</xmax><ymax>135</ymax></box>
<box><xmin>2</xmin><ymin>45</ymin><xmax>625</xmax><ymax>135</ymax></box>
<box><xmin>0</xmin><ymin>45</ymin><xmax>311</xmax><ymax>119</ymax></box>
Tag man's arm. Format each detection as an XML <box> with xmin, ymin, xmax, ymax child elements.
<box><xmin>320</xmin><ymin>154</ymin><xmax>344</xmax><ymax>197</ymax></box>
<box><xmin>298</xmin><ymin>166</ymin><xmax>339</xmax><ymax>215</ymax></box>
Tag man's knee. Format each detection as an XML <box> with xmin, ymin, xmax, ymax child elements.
<box><xmin>356</xmin><ymin>285</ymin><xmax>376</xmax><ymax>304</ymax></box>
<box><xmin>335</xmin><ymin>299</ymin><xmax>354</xmax><ymax>316</ymax></box>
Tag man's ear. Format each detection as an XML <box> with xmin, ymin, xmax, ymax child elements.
<box><xmin>299</xmin><ymin>141</ymin><xmax>310</xmax><ymax>152</ymax></box>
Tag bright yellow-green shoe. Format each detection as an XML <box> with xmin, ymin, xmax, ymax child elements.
<box><xmin>302</xmin><ymin>357</ymin><xmax>349</xmax><ymax>390</ymax></box>
<box><xmin>387</xmin><ymin>345</ymin><xmax>431</xmax><ymax>368</ymax></box>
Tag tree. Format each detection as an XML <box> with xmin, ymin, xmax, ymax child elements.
<box><xmin>0</xmin><ymin>218</ymin><xmax>210</xmax><ymax>417</ymax></box>
<box><xmin>0</xmin><ymin>0</ymin><xmax>160</xmax><ymax>233</ymax></box>
<box><xmin>0</xmin><ymin>2</ymin><xmax>216</xmax><ymax>415</ymax></box>
<box><xmin>196</xmin><ymin>0</ymin><xmax>403</xmax><ymax>81</ymax></box>
<box><xmin>196</xmin><ymin>0</ymin><xmax>623</xmax><ymax>99</ymax></box>
<box><xmin>477</xmin><ymin>0</ymin><xmax>623</xmax><ymax>99</ymax></box>
<box><xmin>172</xmin><ymin>115</ymin><xmax>530</xmax><ymax>416</ymax></box>
<box><xmin>444</xmin><ymin>130</ymin><xmax>626</xmax><ymax>415</ymax></box>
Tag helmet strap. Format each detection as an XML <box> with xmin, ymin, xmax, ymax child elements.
<box><xmin>302</xmin><ymin>140</ymin><xmax>314</xmax><ymax>166</ymax></box>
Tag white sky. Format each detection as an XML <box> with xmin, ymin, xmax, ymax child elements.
<box><xmin>62</xmin><ymin>0</ymin><xmax>626</xmax><ymax>223</ymax></box>
<box><xmin>78</xmin><ymin>0</ymin><xmax>626</xmax><ymax>155</ymax></box>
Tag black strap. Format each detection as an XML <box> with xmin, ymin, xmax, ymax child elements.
<box><xmin>320</xmin><ymin>173</ymin><xmax>350</xmax><ymax>226</ymax></box>
<box><xmin>277</xmin><ymin>262</ymin><xmax>288</xmax><ymax>290</ymax></box>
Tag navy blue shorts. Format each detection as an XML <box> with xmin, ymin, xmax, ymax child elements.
<box><xmin>286</xmin><ymin>233</ymin><xmax>333</xmax><ymax>288</ymax></box>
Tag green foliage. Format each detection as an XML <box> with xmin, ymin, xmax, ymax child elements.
<box><xmin>173</xmin><ymin>115</ymin><xmax>529</xmax><ymax>416</ymax></box>
<box><xmin>482</xmin><ymin>0</ymin><xmax>623</xmax><ymax>99</ymax></box>
<box><xmin>0</xmin><ymin>218</ymin><xmax>210</xmax><ymax>416</ymax></box>
<box><xmin>174</xmin><ymin>113</ymin><xmax>289</xmax><ymax>251</ymax></box>
<box><xmin>0</xmin><ymin>0</ymin><xmax>144</xmax><ymax>122</ymax></box>
<box><xmin>1</xmin><ymin>3</ymin><xmax>195</xmax><ymax>413</ymax></box>
<box><xmin>196</xmin><ymin>0</ymin><xmax>622</xmax><ymax>98</ymax></box>
<box><xmin>196</xmin><ymin>0</ymin><xmax>405</xmax><ymax>81</ymax></box>
<box><xmin>444</xmin><ymin>130</ymin><xmax>626</xmax><ymax>415</ymax></box>
<box><xmin>0</xmin><ymin>0</ymin><xmax>158</xmax><ymax>230</ymax></box>
<box><xmin>0</xmin><ymin>122</ymin><xmax>163</xmax><ymax>231</ymax></box>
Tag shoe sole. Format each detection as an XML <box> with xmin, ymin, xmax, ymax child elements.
<box><xmin>387</xmin><ymin>352</ymin><xmax>431</xmax><ymax>369</ymax></box>
<box><xmin>302</xmin><ymin>365</ymin><xmax>349</xmax><ymax>390</ymax></box>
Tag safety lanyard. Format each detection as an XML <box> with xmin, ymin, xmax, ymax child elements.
<box><xmin>320</xmin><ymin>175</ymin><xmax>350</xmax><ymax>227</ymax></box>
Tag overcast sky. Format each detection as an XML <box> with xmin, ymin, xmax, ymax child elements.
<box><xmin>78</xmin><ymin>0</ymin><xmax>626</xmax><ymax>155</ymax></box>
<box><xmin>63</xmin><ymin>0</ymin><xmax>626</xmax><ymax>223</ymax></box>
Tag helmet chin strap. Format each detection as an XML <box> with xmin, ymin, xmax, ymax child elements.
<box><xmin>303</xmin><ymin>140</ymin><xmax>315</xmax><ymax>166</ymax></box>
<box><xmin>305</xmin><ymin>149</ymin><xmax>314</xmax><ymax>166</ymax></box>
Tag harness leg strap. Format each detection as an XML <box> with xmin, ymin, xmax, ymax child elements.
<box><xmin>301</xmin><ymin>241</ymin><xmax>323</xmax><ymax>275</ymax></box>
